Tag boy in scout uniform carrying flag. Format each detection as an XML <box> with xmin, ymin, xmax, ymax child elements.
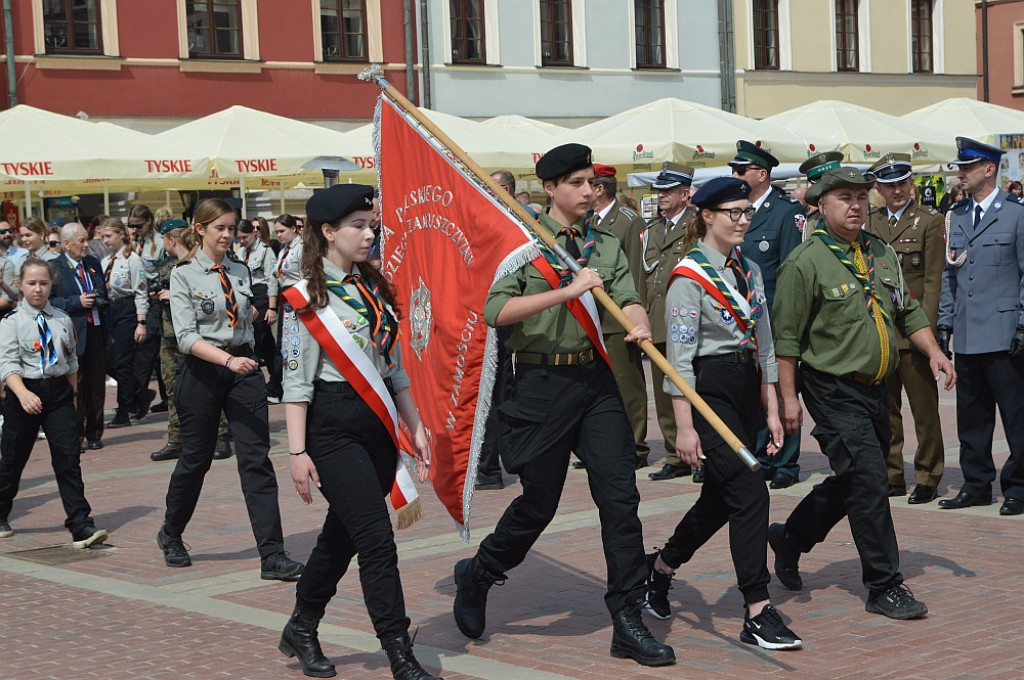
<box><xmin>768</xmin><ymin>167</ymin><xmax>955</xmax><ymax>620</ymax></box>
<box><xmin>867</xmin><ymin>153</ymin><xmax>946</xmax><ymax>504</ymax></box>
<box><xmin>453</xmin><ymin>143</ymin><xmax>676</xmax><ymax>667</ymax></box>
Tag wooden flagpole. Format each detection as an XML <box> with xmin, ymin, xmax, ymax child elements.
<box><xmin>359</xmin><ymin>66</ymin><xmax>760</xmax><ymax>471</ymax></box>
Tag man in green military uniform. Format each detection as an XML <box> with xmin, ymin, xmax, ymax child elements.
<box><xmin>149</xmin><ymin>219</ymin><xmax>231</xmax><ymax>462</ymax></box>
<box><xmin>867</xmin><ymin>153</ymin><xmax>946</xmax><ymax>504</ymax></box>
<box><xmin>643</xmin><ymin>162</ymin><xmax>696</xmax><ymax>480</ymax></box>
<box><xmin>593</xmin><ymin>163</ymin><xmax>650</xmax><ymax>469</ymax></box>
<box><xmin>767</xmin><ymin>167</ymin><xmax>955</xmax><ymax>620</ymax></box>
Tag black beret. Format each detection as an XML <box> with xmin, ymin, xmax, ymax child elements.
<box><xmin>536</xmin><ymin>143</ymin><xmax>593</xmax><ymax>181</ymax></box>
<box><xmin>306</xmin><ymin>184</ymin><xmax>375</xmax><ymax>225</ymax></box>
<box><xmin>159</xmin><ymin>218</ymin><xmax>189</xmax><ymax>235</ymax></box>
<box><xmin>690</xmin><ymin>177</ymin><xmax>752</xmax><ymax>210</ymax></box>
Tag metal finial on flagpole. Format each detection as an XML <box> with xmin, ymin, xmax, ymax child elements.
<box><xmin>358</xmin><ymin>64</ymin><xmax>388</xmax><ymax>88</ymax></box>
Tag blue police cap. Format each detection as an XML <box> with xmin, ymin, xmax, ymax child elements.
<box><xmin>690</xmin><ymin>177</ymin><xmax>752</xmax><ymax>210</ymax></box>
<box><xmin>951</xmin><ymin>137</ymin><xmax>1005</xmax><ymax>166</ymax></box>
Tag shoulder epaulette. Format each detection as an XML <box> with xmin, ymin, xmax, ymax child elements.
<box><xmin>618</xmin><ymin>204</ymin><xmax>640</xmax><ymax>220</ymax></box>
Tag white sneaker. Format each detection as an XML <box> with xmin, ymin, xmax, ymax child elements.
<box><xmin>37</xmin><ymin>431</ymin><xmax>46</xmax><ymax>440</ymax></box>
<box><xmin>105</xmin><ymin>378</ymin><xmax>118</xmax><ymax>387</ymax></box>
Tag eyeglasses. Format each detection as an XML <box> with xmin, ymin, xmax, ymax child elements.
<box><xmin>127</xmin><ymin>222</ymin><xmax>146</xmax><ymax>228</ymax></box>
<box><xmin>0</xmin><ymin>229</ymin><xmax>11</xmax><ymax>234</ymax></box>
<box><xmin>48</xmin><ymin>241</ymin><xmax>60</xmax><ymax>247</ymax></box>
<box><xmin>708</xmin><ymin>207</ymin><xmax>757</xmax><ymax>222</ymax></box>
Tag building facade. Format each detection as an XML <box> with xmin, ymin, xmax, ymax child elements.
<box><xmin>976</xmin><ymin>0</ymin><xmax>1024</xmax><ymax>109</ymax></box>
<box><xmin>733</xmin><ymin>0</ymin><xmax>978</xmax><ymax>117</ymax></box>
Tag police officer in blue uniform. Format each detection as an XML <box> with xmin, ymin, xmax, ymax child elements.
<box><xmin>729</xmin><ymin>140</ymin><xmax>805</xmax><ymax>489</ymax></box>
<box><xmin>937</xmin><ymin>137</ymin><xmax>1024</xmax><ymax>516</ymax></box>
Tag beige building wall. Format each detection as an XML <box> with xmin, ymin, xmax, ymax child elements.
<box><xmin>734</xmin><ymin>0</ymin><xmax>978</xmax><ymax>118</ymax></box>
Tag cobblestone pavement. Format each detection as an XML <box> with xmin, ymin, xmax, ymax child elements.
<box><xmin>1</xmin><ymin>372</ymin><xmax>1021</xmax><ymax>680</ymax></box>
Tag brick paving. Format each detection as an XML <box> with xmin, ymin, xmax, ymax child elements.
<box><xmin>1</xmin><ymin>375</ymin><xmax>1021</xmax><ymax>680</ymax></box>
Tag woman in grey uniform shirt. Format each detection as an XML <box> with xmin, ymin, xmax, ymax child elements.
<box><xmin>157</xmin><ymin>198</ymin><xmax>303</xmax><ymax>580</ymax></box>
<box><xmin>643</xmin><ymin>177</ymin><xmax>802</xmax><ymax>650</ymax></box>
<box><xmin>0</xmin><ymin>259</ymin><xmax>107</xmax><ymax>548</ymax></box>
<box><xmin>99</xmin><ymin>218</ymin><xmax>149</xmax><ymax>428</ymax></box>
<box><xmin>277</xmin><ymin>185</ymin><xmax>437</xmax><ymax>680</ymax></box>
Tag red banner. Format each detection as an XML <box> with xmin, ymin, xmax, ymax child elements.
<box><xmin>377</xmin><ymin>97</ymin><xmax>536</xmax><ymax>536</ymax></box>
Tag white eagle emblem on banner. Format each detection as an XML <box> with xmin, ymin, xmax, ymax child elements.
<box><xmin>410</xmin><ymin>276</ymin><xmax>433</xmax><ymax>359</ymax></box>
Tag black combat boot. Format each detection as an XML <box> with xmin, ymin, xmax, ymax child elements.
<box><xmin>382</xmin><ymin>634</ymin><xmax>442</xmax><ymax>680</ymax></box>
<box><xmin>278</xmin><ymin>603</ymin><xmax>336</xmax><ymax>678</ymax></box>
<box><xmin>452</xmin><ymin>557</ymin><xmax>505</xmax><ymax>639</ymax></box>
<box><xmin>610</xmin><ymin>589</ymin><xmax>676</xmax><ymax>666</ymax></box>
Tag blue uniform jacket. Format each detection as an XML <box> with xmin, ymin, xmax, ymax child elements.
<box><xmin>741</xmin><ymin>186</ymin><xmax>804</xmax><ymax>309</ymax></box>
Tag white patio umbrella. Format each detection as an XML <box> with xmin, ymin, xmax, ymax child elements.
<box><xmin>481</xmin><ymin>114</ymin><xmax>568</xmax><ymax>136</ymax></box>
<box><xmin>764</xmin><ymin>100</ymin><xmax>957</xmax><ymax>164</ymax></box>
<box><xmin>554</xmin><ymin>97</ymin><xmax>814</xmax><ymax>174</ymax></box>
<box><xmin>902</xmin><ymin>97</ymin><xmax>1024</xmax><ymax>146</ymax></box>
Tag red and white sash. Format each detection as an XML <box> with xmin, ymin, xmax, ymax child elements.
<box><xmin>668</xmin><ymin>259</ymin><xmax>752</xmax><ymax>334</ymax></box>
<box><xmin>283</xmin><ymin>280</ymin><xmax>421</xmax><ymax>529</ymax></box>
<box><xmin>530</xmin><ymin>255</ymin><xmax>612</xmax><ymax>367</ymax></box>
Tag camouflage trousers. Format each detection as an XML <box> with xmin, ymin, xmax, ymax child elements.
<box><xmin>161</xmin><ymin>337</ymin><xmax>228</xmax><ymax>444</ymax></box>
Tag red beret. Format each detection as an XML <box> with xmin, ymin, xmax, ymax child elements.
<box><xmin>593</xmin><ymin>163</ymin><xmax>617</xmax><ymax>178</ymax></box>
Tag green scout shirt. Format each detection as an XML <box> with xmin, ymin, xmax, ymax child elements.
<box><xmin>484</xmin><ymin>212</ymin><xmax>641</xmax><ymax>354</ymax></box>
<box><xmin>772</xmin><ymin>224</ymin><xmax>930</xmax><ymax>381</ymax></box>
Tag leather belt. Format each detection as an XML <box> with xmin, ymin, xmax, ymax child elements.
<box><xmin>516</xmin><ymin>348</ymin><xmax>595</xmax><ymax>367</ymax></box>
<box><xmin>845</xmin><ymin>373</ymin><xmax>883</xmax><ymax>387</ymax></box>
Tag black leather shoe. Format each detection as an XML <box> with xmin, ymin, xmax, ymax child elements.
<box><xmin>279</xmin><ymin>604</ymin><xmax>336</xmax><ymax>678</ymax></box>
<box><xmin>475</xmin><ymin>473</ymin><xmax>504</xmax><ymax>490</ymax></box>
<box><xmin>572</xmin><ymin>460</ymin><xmax>587</xmax><ymax>469</ymax></box>
<box><xmin>382</xmin><ymin>634</ymin><xmax>441</xmax><ymax>680</ymax></box>
<box><xmin>150</xmin><ymin>442</ymin><xmax>182</xmax><ymax>462</ymax></box>
<box><xmin>770</xmin><ymin>472</ymin><xmax>796</xmax><ymax>489</ymax></box>
<box><xmin>768</xmin><ymin>523</ymin><xmax>803</xmax><ymax>591</ymax></box>
<box><xmin>610</xmin><ymin>591</ymin><xmax>676</xmax><ymax>666</ymax></box>
<box><xmin>132</xmin><ymin>388</ymin><xmax>157</xmax><ymax>420</ymax></box>
<box><xmin>648</xmin><ymin>464</ymin><xmax>690</xmax><ymax>481</ymax></box>
<box><xmin>453</xmin><ymin>557</ymin><xmax>504</xmax><ymax>639</ymax></box>
<box><xmin>907</xmin><ymin>485</ymin><xmax>938</xmax><ymax>504</ymax></box>
<box><xmin>938</xmin><ymin>491</ymin><xmax>992</xmax><ymax>509</ymax></box>
<box><xmin>1000</xmin><ymin>498</ymin><xmax>1024</xmax><ymax>516</ymax></box>
<box><xmin>107</xmin><ymin>410</ymin><xmax>131</xmax><ymax>428</ymax></box>
<box><xmin>692</xmin><ymin>467</ymin><xmax>705</xmax><ymax>483</ymax></box>
<box><xmin>86</xmin><ymin>440</ymin><xmax>103</xmax><ymax>451</ymax></box>
<box><xmin>213</xmin><ymin>438</ymin><xmax>233</xmax><ymax>460</ymax></box>
<box><xmin>888</xmin><ymin>485</ymin><xmax>907</xmax><ymax>497</ymax></box>
<box><xmin>150</xmin><ymin>400</ymin><xmax>169</xmax><ymax>413</ymax></box>
<box><xmin>635</xmin><ymin>457</ymin><xmax>649</xmax><ymax>470</ymax></box>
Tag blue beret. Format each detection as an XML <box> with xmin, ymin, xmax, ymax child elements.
<box><xmin>869</xmin><ymin>152</ymin><xmax>913</xmax><ymax>184</ymax></box>
<box><xmin>951</xmin><ymin>136</ymin><xmax>1005</xmax><ymax>166</ymax></box>
<box><xmin>536</xmin><ymin>143</ymin><xmax>592</xmax><ymax>181</ymax></box>
<box><xmin>306</xmin><ymin>184</ymin><xmax>375</xmax><ymax>225</ymax></box>
<box><xmin>728</xmin><ymin>139</ymin><xmax>779</xmax><ymax>171</ymax></box>
<box><xmin>690</xmin><ymin>177</ymin><xmax>752</xmax><ymax>210</ymax></box>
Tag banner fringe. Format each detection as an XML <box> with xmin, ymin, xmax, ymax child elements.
<box><xmin>395</xmin><ymin>497</ymin><xmax>422</xmax><ymax>531</ymax></box>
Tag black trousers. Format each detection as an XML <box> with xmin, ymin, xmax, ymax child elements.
<box><xmin>477</xmin><ymin>340</ymin><xmax>511</xmax><ymax>480</ymax></box>
<box><xmin>0</xmin><ymin>379</ymin><xmax>93</xmax><ymax>535</ymax></box>
<box><xmin>783</xmin><ymin>365</ymin><xmax>902</xmax><ymax>593</ymax></box>
<box><xmin>295</xmin><ymin>382</ymin><xmax>410</xmax><ymax>641</ymax></box>
<box><xmin>77</xmin><ymin>323</ymin><xmax>107</xmax><ymax>442</ymax></box>
<box><xmin>163</xmin><ymin>352</ymin><xmax>285</xmax><ymax>558</ymax></box>
<box><xmin>106</xmin><ymin>299</ymin><xmax>141</xmax><ymax>413</ymax></box>
<box><xmin>132</xmin><ymin>302</ymin><xmax>162</xmax><ymax>406</ymax></box>
<box><xmin>476</xmin><ymin>359</ymin><xmax>646</xmax><ymax>615</ymax></box>
<box><xmin>659</xmin><ymin>355</ymin><xmax>770</xmax><ymax>604</ymax></box>
<box><xmin>251</xmin><ymin>284</ymin><xmax>283</xmax><ymax>398</ymax></box>
<box><xmin>954</xmin><ymin>351</ymin><xmax>1024</xmax><ymax>501</ymax></box>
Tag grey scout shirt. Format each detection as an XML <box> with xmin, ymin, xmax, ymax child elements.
<box><xmin>101</xmin><ymin>250</ymin><xmax>149</xmax><ymax>316</ymax></box>
<box><xmin>664</xmin><ymin>241</ymin><xmax>778</xmax><ymax>395</ymax></box>
<box><xmin>275</xmin><ymin>239</ymin><xmax>304</xmax><ymax>288</ymax></box>
<box><xmin>281</xmin><ymin>259</ymin><xmax>409</xmax><ymax>405</ymax></box>
<box><xmin>0</xmin><ymin>257</ymin><xmax>16</xmax><ymax>304</ymax></box>
<box><xmin>0</xmin><ymin>300</ymin><xmax>78</xmax><ymax>381</ymax></box>
<box><xmin>238</xmin><ymin>240</ymin><xmax>278</xmax><ymax>296</ymax></box>
<box><xmin>170</xmin><ymin>248</ymin><xmax>254</xmax><ymax>354</ymax></box>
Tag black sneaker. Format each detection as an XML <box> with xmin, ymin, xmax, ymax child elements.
<box><xmin>71</xmin><ymin>526</ymin><xmax>108</xmax><ymax>549</ymax></box>
<box><xmin>643</xmin><ymin>552</ymin><xmax>672</xmax><ymax>619</ymax></box>
<box><xmin>157</xmin><ymin>527</ymin><xmax>192</xmax><ymax>567</ymax></box>
<box><xmin>261</xmin><ymin>551</ymin><xmax>304</xmax><ymax>581</ymax></box>
<box><xmin>740</xmin><ymin>604</ymin><xmax>803</xmax><ymax>650</ymax></box>
<box><xmin>866</xmin><ymin>583</ymin><xmax>928</xmax><ymax>620</ymax></box>
<box><xmin>768</xmin><ymin>523</ymin><xmax>803</xmax><ymax>591</ymax></box>
<box><xmin>0</xmin><ymin>518</ymin><xmax>13</xmax><ymax>538</ymax></box>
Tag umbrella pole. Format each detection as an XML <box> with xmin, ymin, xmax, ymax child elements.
<box><xmin>240</xmin><ymin>176</ymin><xmax>247</xmax><ymax>216</ymax></box>
<box><xmin>23</xmin><ymin>181</ymin><xmax>30</xmax><ymax>218</ymax></box>
<box><xmin>280</xmin><ymin>181</ymin><xmax>285</xmax><ymax>214</ymax></box>
<box><xmin>359</xmin><ymin>66</ymin><xmax>759</xmax><ymax>472</ymax></box>
<box><xmin>104</xmin><ymin>186</ymin><xmax>110</xmax><ymax>216</ymax></box>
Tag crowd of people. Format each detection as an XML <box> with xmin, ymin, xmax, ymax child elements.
<box><xmin>0</xmin><ymin>132</ymin><xmax>1021</xmax><ymax>679</ymax></box>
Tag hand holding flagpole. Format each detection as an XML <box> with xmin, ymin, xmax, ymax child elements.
<box><xmin>359</xmin><ymin>66</ymin><xmax>760</xmax><ymax>472</ymax></box>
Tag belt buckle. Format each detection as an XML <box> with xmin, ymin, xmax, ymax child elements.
<box><xmin>578</xmin><ymin>350</ymin><xmax>591</xmax><ymax>366</ymax></box>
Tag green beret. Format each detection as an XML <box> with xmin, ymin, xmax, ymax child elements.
<box><xmin>159</xmin><ymin>218</ymin><xmax>189</xmax><ymax>234</ymax></box>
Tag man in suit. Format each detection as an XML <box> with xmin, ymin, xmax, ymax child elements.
<box><xmin>593</xmin><ymin>163</ymin><xmax>650</xmax><ymax>469</ymax></box>
<box><xmin>867</xmin><ymin>153</ymin><xmax>946</xmax><ymax>504</ymax></box>
<box><xmin>49</xmin><ymin>223</ymin><xmax>109</xmax><ymax>451</ymax></box>
<box><xmin>730</xmin><ymin>140</ymin><xmax>805</xmax><ymax>489</ymax></box>
<box><xmin>937</xmin><ymin>137</ymin><xmax>1024</xmax><ymax>516</ymax></box>
<box><xmin>643</xmin><ymin>162</ymin><xmax>695</xmax><ymax>480</ymax></box>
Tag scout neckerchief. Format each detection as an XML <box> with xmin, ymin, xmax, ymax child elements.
<box><xmin>35</xmin><ymin>311</ymin><xmax>58</xmax><ymax>373</ymax></box>
<box><xmin>813</xmin><ymin>226</ymin><xmax>891</xmax><ymax>382</ymax></box>
<box><xmin>282</xmin><ymin>280</ymin><xmax>421</xmax><ymax>529</ymax></box>
<box><xmin>210</xmin><ymin>263</ymin><xmax>239</xmax><ymax>328</ymax></box>
<box><xmin>276</xmin><ymin>243</ymin><xmax>290</xmax><ymax>278</ymax></box>
<box><xmin>103</xmin><ymin>253</ymin><xmax>117</xmax><ymax>284</ymax></box>
<box><xmin>685</xmin><ymin>243</ymin><xmax>759</xmax><ymax>349</ymax></box>
<box><xmin>527</xmin><ymin>215</ymin><xmax>611</xmax><ymax>367</ymax></box>
<box><xmin>325</xmin><ymin>271</ymin><xmax>399</xmax><ymax>368</ymax></box>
